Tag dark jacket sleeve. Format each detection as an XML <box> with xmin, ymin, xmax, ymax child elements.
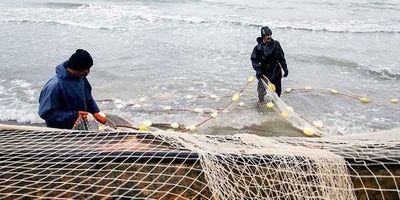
<box><xmin>276</xmin><ymin>41</ymin><xmax>287</xmax><ymax>71</ymax></box>
<box><xmin>84</xmin><ymin>78</ymin><xmax>100</xmax><ymax>114</ymax></box>
<box><xmin>38</xmin><ymin>81</ymin><xmax>78</xmax><ymax>126</ymax></box>
<box><xmin>250</xmin><ymin>45</ymin><xmax>262</xmax><ymax>76</ymax></box>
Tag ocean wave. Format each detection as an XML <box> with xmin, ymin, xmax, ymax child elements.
<box><xmin>4</xmin><ymin>17</ymin><xmax>399</xmax><ymax>34</ymax></box>
<box><xmin>295</xmin><ymin>55</ymin><xmax>400</xmax><ymax>80</ymax></box>
<box><xmin>115</xmin><ymin>14</ymin><xmax>400</xmax><ymax>34</ymax></box>
<box><xmin>1</xmin><ymin>19</ymin><xmax>125</xmax><ymax>31</ymax></box>
<box><xmin>10</xmin><ymin>79</ymin><xmax>32</xmax><ymax>88</ymax></box>
<box><xmin>0</xmin><ymin>79</ymin><xmax>41</xmax><ymax>123</ymax></box>
<box><xmin>210</xmin><ymin>19</ymin><xmax>400</xmax><ymax>34</ymax></box>
<box><xmin>365</xmin><ymin>68</ymin><xmax>400</xmax><ymax>80</ymax></box>
<box><xmin>42</xmin><ymin>2</ymin><xmax>90</xmax><ymax>9</ymax></box>
<box><xmin>350</xmin><ymin>2</ymin><xmax>400</xmax><ymax>12</ymax></box>
<box><xmin>272</xmin><ymin>26</ymin><xmax>400</xmax><ymax>34</ymax></box>
<box><xmin>2</xmin><ymin>5</ymin><xmax>400</xmax><ymax>34</ymax></box>
<box><xmin>0</xmin><ymin>104</ymin><xmax>42</xmax><ymax>124</ymax></box>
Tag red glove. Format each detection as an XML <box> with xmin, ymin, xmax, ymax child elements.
<box><xmin>94</xmin><ymin>112</ymin><xmax>107</xmax><ymax>124</ymax></box>
<box><xmin>78</xmin><ymin>111</ymin><xmax>89</xmax><ymax>119</ymax></box>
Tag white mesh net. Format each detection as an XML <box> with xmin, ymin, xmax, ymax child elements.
<box><xmin>169</xmin><ymin>133</ymin><xmax>355</xmax><ymax>200</ymax></box>
<box><xmin>1</xmin><ymin>121</ymin><xmax>399</xmax><ymax>200</ymax></box>
<box><xmin>260</xmin><ymin>77</ymin><xmax>324</xmax><ymax>137</ymax></box>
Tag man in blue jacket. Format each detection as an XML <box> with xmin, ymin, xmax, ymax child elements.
<box><xmin>39</xmin><ymin>49</ymin><xmax>106</xmax><ymax>129</ymax></box>
<box><xmin>251</xmin><ymin>26</ymin><xmax>288</xmax><ymax>100</ymax></box>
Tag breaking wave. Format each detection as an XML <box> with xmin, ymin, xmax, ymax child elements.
<box><xmin>296</xmin><ymin>55</ymin><xmax>400</xmax><ymax>80</ymax></box>
<box><xmin>1</xmin><ymin>5</ymin><xmax>400</xmax><ymax>34</ymax></box>
<box><xmin>42</xmin><ymin>2</ymin><xmax>90</xmax><ymax>9</ymax></box>
<box><xmin>0</xmin><ymin>79</ymin><xmax>42</xmax><ymax>124</ymax></box>
<box><xmin>2</xmin><ymin>19</ymin><xmax>125</xmax><ymax>31</ymax></box>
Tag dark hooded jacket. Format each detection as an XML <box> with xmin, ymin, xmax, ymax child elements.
<box><xmin>38</xmin><ymin>61</ymin><xmax>100</xmax><ymax>129</ymax></box>
<box><xmin>251</xmin><ymin>37</ymin><xmax>287</xmax><ymax>80</ymax></box>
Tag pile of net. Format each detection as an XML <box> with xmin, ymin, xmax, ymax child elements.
<box><xmin>0</xmin><ymin>120</ymin><xmax>399</xmax><ymax>199</ymax></box>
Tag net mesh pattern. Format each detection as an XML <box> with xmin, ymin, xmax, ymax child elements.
<box><xmin>1</xmin><ymin>122</ymin><xmax>399</xmax><ymax>200</ymax></box>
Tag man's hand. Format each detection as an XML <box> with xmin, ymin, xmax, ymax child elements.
<box><xmin>283</xmin><ymin>68</ymin><xmax>289</xmax><ymax>77</ymax></box>
<box><xmin>78</xmin><ymin>111</ymin><xmax>89</xmax><ymax>119</ymax></box>
<box><xmin>94</xmin><ymin>112</ymin><xmax>107</xmax><ymax>124</ymax></box>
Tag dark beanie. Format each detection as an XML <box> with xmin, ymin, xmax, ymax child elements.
<box><xmin>66</xmin><ymin>49</ymin><xmax>93</xmax><ymax>70</ymax></box>
<box><xmin>261</xmin><ymin>26</ymin><xmax>272</xmax><ymax>37</ymax></box>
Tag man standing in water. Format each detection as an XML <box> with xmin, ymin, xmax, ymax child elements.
<box><xmin>251</xmin><ymin>26</ymin><xmax>288</xmax><ymax>100</ymax></box>
<box><xmin>39</xmin><ymin>49</ymin><xmax>106</xmax><ymax>129</ymax></box>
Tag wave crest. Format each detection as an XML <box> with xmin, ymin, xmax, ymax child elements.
<box><xmin>297</xmin><ymin>55</ymin><xmax>400</xmax><ymax>80</ymax></box>
<box><xmin>2</xmin><ymin>19</ymin><xmax>124</xmax><ymax>31</ymax></box>
<box><xmin>42</xmin><ymin>2</ymin><xmax>89</xmax><ymax>9</ymax></box>
<box><xmin>1</xmin><ymin>5</ymin><xmax>400</xmax><ymax>34</ymax></box>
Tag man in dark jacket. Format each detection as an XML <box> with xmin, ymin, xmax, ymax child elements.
<box><xmin>39</xmin><ymin>49</ymin><xmax>106</xmax><ymax>129</ymax></box>
<box><xmin>251</xmin><ymin>26</ymin><xmax>288</xmax><ymax>100</ymax></box>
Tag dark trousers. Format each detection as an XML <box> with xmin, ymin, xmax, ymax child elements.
<box><xmin>257</xmin><ymin>78</ymin><xmax>282</xmax><ymax>101</ymax></box>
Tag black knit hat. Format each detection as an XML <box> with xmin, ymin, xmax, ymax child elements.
<box><xmin>261</xmin><ymin>26</ymin><xmax>272</xmax><ymax>37</ymax></box>
<box><xmin>66</xmin><ymin>49</ymin><xmax>93</xmax><ymax>70</ymax></box>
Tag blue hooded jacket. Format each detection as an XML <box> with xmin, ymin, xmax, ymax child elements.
<box><xmin>38</xmin><ymin>61</ymin><xmax>100</xmax><ymax>129</ymax></box>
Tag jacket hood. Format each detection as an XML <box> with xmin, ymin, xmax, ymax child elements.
<box><xmin>56</xmin><ymin>61</ymin><xmax>74</xmax><ymax>79</ymax></box>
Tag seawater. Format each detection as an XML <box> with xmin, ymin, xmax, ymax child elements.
<box><xmin>0</xmin><ymin>0</ymin><xmax>399</xmax><ymax>135</ymax></box>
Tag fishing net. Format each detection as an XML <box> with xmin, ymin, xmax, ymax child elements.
<box><xmin>260</xmin><ymin>77</ymin><xmax>326</xmax><ymax>136</ymax></box>
<box><xmin>0</xmin><ymin>121</ymin><xmax>399</xmax><ymax>200</ymax></box>
<box><xmin>1</xmin><ymin>76</ymin><xmax>398</xmax><ymax>199</ymax></box>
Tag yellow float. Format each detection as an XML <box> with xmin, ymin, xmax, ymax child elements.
<box><xmin>359</xmin><ymin>97</ymin><xmax>370</xmax><ymax>103</ymax></box>
<box><xmin>302</xmin><ymin>128</ymin><xmax>315</xmax><ymax>136</ymax></box>
<box><xmin>330</xmin><ymin>89</ymin><xmax>338</xmax><ymax>94</ymax></box>
<box><xmin>267</xmin><ymin>83</ymin><xmax>276</xmax><ymax>92</ymax></box>
<box><xmin>138</xmin><ymin>125</ymin><xmax>149</xmax><ymax>132</ymax></box>
<box><xmin>266</xmin><ymin>102</ymin><xmax>274</xmax><ymax>109</ymax></box>
<box><xmin>171</xmin><ymin>123</ymin><xmax>180</xmax><ymax>129</ymax></box>
<box><xmin>232</xmin><ymin>93</ymin><xmax>240</xmax><ymax>101</ymax></box>
<box><xmin>247</xmin><ymin>76</ymin><xmax>255</xmax><ymax>83</ymax></box>
<box><xmin>390</xmin><ymin>98</ymin><xmax>399</xmax><ymax>104</ymax></box>
<box><xmin>280</xmin><ymin>112</ymin><xmax>288</xmax><ymax>118</ymax></box>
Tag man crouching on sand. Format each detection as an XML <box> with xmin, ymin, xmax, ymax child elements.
<box><xmin>38</xmin><ymin>49</ymin><xmax>106</xmax><ymax>129</ymax></box>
